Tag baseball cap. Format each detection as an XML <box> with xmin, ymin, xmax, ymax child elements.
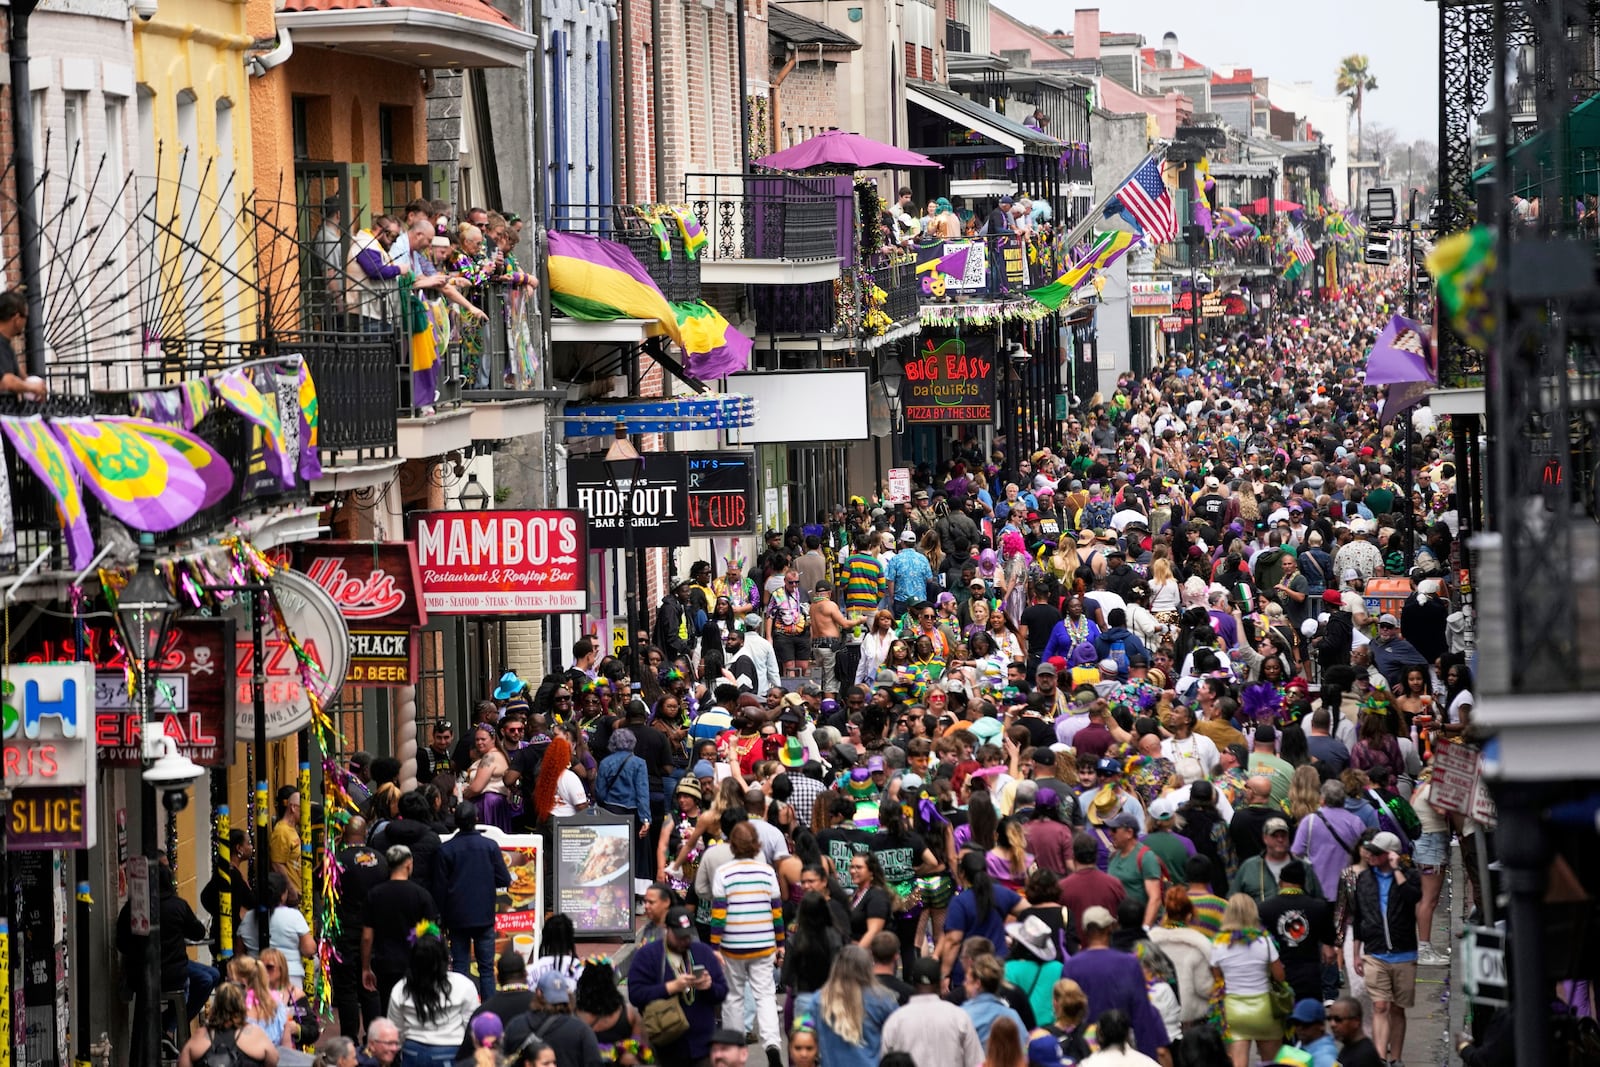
<box><xmin>901</xmin><ymin>528</ymin><xmax>918</xmax><ymax>543</ymax></box>
<box><xmin>664</xmin><ymin>906</ymin><xmax>695</xmax><ymax>934</ymax></box>
<box><xmin>1106</xmin><ymin>811</ymin><xmax>1141</xmax><ymax>831</ymax></box>
<box><xmin>709</xmin><ymin>1029</ymin><xmax>748</xmax><ymax>1048</ymax></box>
<box><xmin>1288</xmin><ymin>998</ymin><xmax>1327</xmax><ymax>1024</ymax></box>
<box><xmin>1148</xmin><ymin>797</ymin><xmax>1177</xmax><ymax>822</ymax></box>
<box><xmin>1095</xmin><ymin>757</ymin><xmax>1121</xmax><ymax>776</ymax></box>
<box><xmin>692</xmin><ymin>760</ymin><xmax>715</xmax><ymax>779</ymax></box>
<box><xmin>536</xmin><ymin>970</ymin><xmax>572</xmax><ymax>1005</ymax></box>
<box><xmin>1081</xmin><ymin>905</ymin><xmax>1115</xmax><ymax>931</ymax></box>
<box><xmin>908</xmin><ymin>956</ymin><xmax>943</xmax><ymax>987</ymax></box>
<box><xmin>1034</xmin><ymin>660</ymin><xmax>1058</xmax><ymax>676</ymax></box>
<box><xmin>471</xmin><ymin>1013</ymin><xmax>505</xmax><ymax>1047</ymax></box>
<box><xmin>1364</xmin><ymin>830</ymin><xmax>1404</xmax><ymax>854</ymax></box>
<box><xmin>970</xmin><ymin>578</ymin><xmax>986</xmax><ymax>589</ymax></box>
<box><xmin>866</xmin><ymin>755</ymin><xmax>886</xmax><ymax>773</ymax></box>
<box><xmin>901</xmin><ymin>772</ymin><xmax>924</xmax><ymax>791</ymax></box>
<box><xmin>1378</xmin><ymin>613</ymin><xmax>1399</xmax><ymax>627</ymax></box>
<box><xmin>1264</xmin><ymin>816</ymin><xmax>1291</xmax><ymax>836</ymax></box>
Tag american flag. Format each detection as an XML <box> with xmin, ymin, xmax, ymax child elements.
<box><xmin>1116</xmin><ymin>156</ymin><xmax>1178</xmax><ymax>243</ymax></box>
<box><xmin>1289</xmin><ymin>226</ymin><xmax>1314</xmax><ymax>264</ymax></box>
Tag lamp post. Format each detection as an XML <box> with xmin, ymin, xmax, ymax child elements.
<box><xmin>459</xmin><ymin>471</ymin><xmax>492</xmax><ymax>511</ymax></box>
<box><xmin>879</xmin><ymin>357</ymin><xmax>904</xmax><ymax>469</ymax></box>
<box><xmin>603</xmin><ymin>423</ymin><xmax>644</xmax><ymax>652</ymax></box>
<box><xmin>115</xmin><ymin>533</ymin><xmax>179</xmax><ymax>1067</ymax></box>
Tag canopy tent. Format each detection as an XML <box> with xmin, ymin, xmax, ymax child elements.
<box><xmin>1241</xmin><ymin>197</ymin><xmax>1303</xmax><ymax>216</ymax></box>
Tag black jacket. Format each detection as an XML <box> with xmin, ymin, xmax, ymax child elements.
<box><xmin>1315</xmin><ymin>610</ymin><xmax>1354</xmax><ymax>669</ymax></box>
<box><xmin>653</xmin><ymin>595</ymin><xmax>692</xmax><ymax>657</ymax></box>
<box><xmin>1349</xmin><ymin>866</ymin><xmax>1422</xmax><ymax>956</ymax></box>
<box><xmin>370</xmin><ymin>818</ymin><xmax>444</xmax><ymax>891</ymax></box>
<box><xmin>435</xmin><ymin>828</ymin><xmax>512</xmax><ymax>930</ymax></box>
<box><xmin>116</xmin><ymin>883</ymin><xmax>208</xmax><ymax>991</ymax></box>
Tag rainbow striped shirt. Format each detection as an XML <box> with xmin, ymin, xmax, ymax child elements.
<box><xmin>710</xmin><ymin>858</ymin><xmax>784</xmax><ymax>959</ymax></box>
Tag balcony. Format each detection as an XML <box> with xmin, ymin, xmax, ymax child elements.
<box><xmin>552</xmin><ymin>204</ymin><xmax>703</xmax><ymax>304</ymax></box>
<box><xmin>914</xmin><ymin>233</ymin><xmax>1063</xmax><ymax>303</ymax></box>
<box><xmin>684</xmin><ymin>173</ymin><xmax>850</xmax><ymax>285</ymax></box>
<box><xmin>458</xmin><ymin>285</ymin><xmax>550</xmax><ymax>442</ymax></box>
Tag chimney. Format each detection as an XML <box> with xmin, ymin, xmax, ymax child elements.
<box><xmin>1073</xmin><ymin>9</ymin><xmax>1100</xmax><ymax>60</ymax></box>
<box><xmin>1160</xmin><ymin>31</ymin><xmax>1179</xmax><ymax>70</ymax></box>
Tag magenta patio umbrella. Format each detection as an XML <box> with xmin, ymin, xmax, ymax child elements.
<box><xmin>754</xmin><ymin>129</ymin><xmax>943</xmax><ymax>171</ymax></box>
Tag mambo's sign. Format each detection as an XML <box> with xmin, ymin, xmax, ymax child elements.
<box><xmin>568</xmin><ymin>455</ymin><xmax>690</xmax><ymax>549</ymax></box>
<box><xmin>414</xmin><ymin>510</ymin><xmax>588</xmax><ymax>615</ymax></box>
<box><xmin>294</xmin><ymin>542</ymin><xmax>428</xmax><ymax>687</ymax></box>
<box><xmin>1</xmin><ymin>663</ymin><xmax>98</xmax><ymax>849</ymax></box>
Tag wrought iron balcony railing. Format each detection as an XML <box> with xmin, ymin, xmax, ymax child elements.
<box><xmin>912</xmin><ymin>232</ymin><xmax>1062</xmax><ymax>302</ymax></box>
<box><xmin>684</xmin><ymin>173</ymin><xmax>851</xmax><ymax>263</ymax></box>
<box><xmin>870</xmin><ymin>257</ymin><xmax>923</xmax><ymax>325</ymax></box>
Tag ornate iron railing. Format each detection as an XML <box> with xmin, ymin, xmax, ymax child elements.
<box><xmin>684</xmin><ymin>173</ymin><xmax>849</xmax><ymax>263</ymax></box>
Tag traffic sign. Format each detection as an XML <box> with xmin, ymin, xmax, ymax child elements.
<box><xmin>1462</xmin><ymin>925</ymin><xmax>1508</xmax><ymax>1007</ymax></box>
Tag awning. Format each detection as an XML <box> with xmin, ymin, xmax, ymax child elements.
<box><xmin>907</xmin><ymin>84</ymin><xmax>1060</xmax><ymax>156</ymax></box>
<box><xmin>562</xmin><ymin>394</ymin><xmax>758</xmax><ymax>437</ymax></box>
<box><xmin>275</xmin><ymin>0</ymin><xmax>539</xmax><ymax>68</ymax></box>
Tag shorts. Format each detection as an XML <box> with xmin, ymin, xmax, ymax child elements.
<box><xmin>774</xmin><ymin>632</ymin><xmax>812</xmax><ymax>664</ymax></box>
<box><xmin>1362</xmin><ymin>957</ymin><xmax>1417</xmax><ymax>1008</ymax></box>
<box><xmin>1413</xmin><ymin>830</ymin><xmax>1450</xmax><ymax>869</ymax></box>
<box><xmin>812</xmin><ymin>642</ymin><xmax>838</xmax><ymax>689</ymax></box>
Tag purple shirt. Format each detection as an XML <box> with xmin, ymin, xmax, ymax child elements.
<box><xmin>1057</xmin><ymin>948</ymin><xmax>1170</xmax><ymax>1058</ymax></box>
<box><xmin>1292</xmin><ymin>806</ymin><xmax>1366</xmax><ymax>901</ymax></box>
<box><xmin>1208</xmin><ymin>609</ymin><xmax>1238</xmax><ymax>647</ymax></box>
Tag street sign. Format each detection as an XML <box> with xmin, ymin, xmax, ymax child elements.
<box><xmin>1428</xmin><ymin>741</ymin><xmax>1484</xmax><ymax>817</ymax></box>
<box><xmin>127</xmin><ymin>857</ymin><xmax>150</xmax><ymax>936</ymax></box>
<box><xmin>1462</xmin><ymin>925</ymin><xmax>1508</xmax><ymax>1007</ymax></box>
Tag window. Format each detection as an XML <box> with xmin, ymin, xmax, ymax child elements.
<box><xmin>63</xmin><ymin>93</ymin><xmax>89</xmax><ymax>193</ymax></box>
<box><xmin>215</xmin><ymin>99</ymin><xmax>240</xmax><ymax>335</ymax></box>
<box><xmin>292</xmin><ymin>97</ymin><xmax>309</xmax><ymax>159</ymax></box>
<box><xmin>136</xmin><ymin>86</ymin><xmax>156</xmax><ymax>179</ymax></box>
<box><xmin>174</xmin><ymin>91</ymin><xmax>203</xmax><ymax>336</ymax></box>
<box><xmin>378</xmin><ymin>106</ymin><xmax>395</xmax><ymax>163</ymax></box>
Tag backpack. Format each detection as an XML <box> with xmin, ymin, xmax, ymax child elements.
<box><xmin>1082</xmin><ymin>498</ymin><xmax>1115</xmax><ymax>531</ymax></box>
<box><xmin>1133</xmin><ymin>844</ymin><xmax>1173</xmax><ymax>899</ymax></box>
<box><xmin>1366</xmin><ymin>790</ymin><xmax>1415</xmax><ymax>855</ymax></box>
<box><xmin>1109</xmin><ymin>638</ymin><xmax>1130</xmax><ymax>678</ymax></box>
<box><xmin>201</xmin><ymin>1029</ymin><xmax>247</xmax><ymax>1067</ymax></box>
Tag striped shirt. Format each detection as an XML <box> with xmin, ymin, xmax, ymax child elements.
<box><xmin>689</xmin><ymin>704</ymin><xmax>734</xmax><ymax>746</ymax></box>
<box><xmin>1188</xmin><ymin>890</ymin><xmax>1227</xmax><ymax>938</ymax></box>
<box><xmin>843</xmin><ymin>553</ymin><xmax>886</xmax><ymax>613</ymax></box>
<box><xmin>710</xmin><ymin>858</ymin><xmax>784</xmax><ymax>959</ymax></box>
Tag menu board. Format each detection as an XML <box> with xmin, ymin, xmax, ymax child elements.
<box><xmin>550</xmin><ymin>814</ymin><xmax>635</xmax><ymax>937</ymax></box>
<box><xmin>486</xmin><ymin>828</ymin><xmax>544</xmax><ymax>965</ymax></box>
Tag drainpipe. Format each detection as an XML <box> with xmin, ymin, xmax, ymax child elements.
<box><xmin>10</xmin><ymin>0</ymin><xmax>47</xmax><ymax>377</ymax></box>
<box><xmin>246</xmin><ymin>27</ymin><xmax>293</xmax><ymax>76</ymax></box>
<box><xmin>618</xmin><ymin>0</ymin><xmax>637</xmax><ymax>200</ymax></box>
<box><xmin>650</xmin><ymin>0</ymin><xmax>665</xmax><ymax>199</ymax></box>
<box><xmin>771</xmin><ymin>44</ymin><xmax>798</xmax><ymax>147</ymax></box>
<box><xmin>735</xmin><ymin>0</ymin><xmax>749</xmax><ymax>168</ymax></box>
<box><xmin>608</xmin><ymin>0</ymin><xmax>624</xmax><ymax>204</ymax></box>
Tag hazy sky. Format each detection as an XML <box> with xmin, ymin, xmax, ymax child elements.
<box><xmin>999</xmin><ymin>0</ymin><xmax>1440</xmax><ymax>143</ymax></box>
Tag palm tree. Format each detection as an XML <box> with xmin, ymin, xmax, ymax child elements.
<box><xmin>1336</xmin><ymin>54</ymin><xmax>1379</xmax><ymax>160</ymax></box>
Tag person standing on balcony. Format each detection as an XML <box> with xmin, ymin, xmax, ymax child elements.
<box><xmin>0</xmin><ymin>291</ymin><xmax>46</xmax><ymax>399</ymax></box>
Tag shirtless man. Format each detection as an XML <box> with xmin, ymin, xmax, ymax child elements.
<box><xmin>808</xmin><ymin>579</ymin><xmax>870</xmax><ymax>698</ymax></box>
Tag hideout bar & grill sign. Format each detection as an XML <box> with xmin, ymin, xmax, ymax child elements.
<box><xmin>568</xmin><ymin>454</ymin><xmax>690</xmax><ymax>549</ymax></box>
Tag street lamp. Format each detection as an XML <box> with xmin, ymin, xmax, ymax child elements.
<box><xmin>458</xmin><ymin>471</ymin><xmax>491</xmax><ymax>510</ymax></box>
<box><xmin>878</xmin><ymin>358</ymin><xmax>904</xmax><ymax>466</ymax></box>
<box><xmin>115</xmin><ymin>533</ymin><xmax>180</xmax><ymax>1067</ymax></box>
<box><xmin>603</xmin><ymin>423</ymin><xmax>644</xmax><ymax>656</ymax></box>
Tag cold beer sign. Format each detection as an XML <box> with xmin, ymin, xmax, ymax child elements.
<box><xmin>414</xmin><ymin>510</ymin><xmax>588</xmax><ymax>615</ymax></box>
<box><xmin>1</xmin><ymin>663</ymin><xmax>97</xmax><ymax>850</ymax></box>
<box><xmin>294</xmin><ymin>542</ymin><xmax>429</xmax><ymax>686</ymax></box>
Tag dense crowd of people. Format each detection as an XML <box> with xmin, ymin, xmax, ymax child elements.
<box><xmin>166</xmin><ymin>270</ymin><xmax>1477</xmax><ymax>1067</ymax></box>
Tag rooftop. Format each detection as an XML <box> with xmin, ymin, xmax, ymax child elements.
<box><xmin>768</xmin><ymin>6</ymin><xmax>861</xmax><ymax>50</ymax></box>
<box><xmin>1140</xmin><ymin>46</ymin><xmax>1205</xmax><ymax>71</ymax></box>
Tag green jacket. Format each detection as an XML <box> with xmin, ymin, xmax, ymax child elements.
<box><xmin>1229</xmin><ymin>854</ymin><xmax>1323</xmax><ymax>903</ymax></box>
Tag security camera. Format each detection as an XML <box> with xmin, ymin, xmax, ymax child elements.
<box><xmin>162</xmin><ymin>789</ymin><xmax>191</xmax><ymax>814</ymax></box>
<box><xmin>141</xmin><ymin>722</ymin><xmax>205</xmax><ymax>791</ymax></box>
<box><xmin>132</xmin><ymin>0</ymin><xmax>159</xmax><ymax>19</ymax></box>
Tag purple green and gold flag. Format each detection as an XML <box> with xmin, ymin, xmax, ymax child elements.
<box><xmin>1</xmin><ymin>415</ymin><xmax>92</xmax><ymax>569</ymax></box>
<box><xmin>181</xmin><ymin>378</ymin><xmax>214</xmax><ymax>430</ymax></box>
<box><xmin>549</xmin><ymin>231</ymin><xmax>753</xmax><ymax>371</ymax></box>
<box><xmin>1427</xmin><ymin>225</ymin><xmax>1496</xmax><ymax>353</ymax></box>
<box><xmin>671</xmin><ymin>301</ymin><xmax>753</xmax><ymax>380</ymax></box>
<box><xmin>214</xmin><ymin>369</ymin><xmax>292</xmax><ymax>487</ymax></box>
<box><xmin>669</xmin><ymin>205</ymin><xmax>707</xmax><ymax>261</ymax></box>
<box><xmin>1028</xmin><ymin>230</ymin><xmax>1137</xmax><ymax>310</ymax></box>
<box><xmin>54</xmin><ymin>417</ymin><xmax>233</xmax><ymax>532</ymax></box>
<box><xmin>294</xmin><ymin>359</ymin><xmax>323</xmax><ymax>482</ymax></box>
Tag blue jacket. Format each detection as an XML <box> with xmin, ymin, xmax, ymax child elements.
<box><xmin>627</xmin><ymin>939</ymin><xmax>727</xmax><ymax>1060</ymax></box>
<box><xmin>961</xmin><ymin>991</ymin><xmax>1025</xmax><ymax>1046</ymax></box>
<box><xmin>435</xmin><ymin>827</ymin><xmax>512</xmax><ymax>930</ymax></box>
<box><xmin>596</xmin><ymin>751</ymin><xmax>652</xmax><ymax>824</ymax></box>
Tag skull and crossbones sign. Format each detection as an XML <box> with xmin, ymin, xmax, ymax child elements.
<box><xmin>190</xmin><ymin>646</ymin><xmax>215</xmax><ymax>675</ymax></box>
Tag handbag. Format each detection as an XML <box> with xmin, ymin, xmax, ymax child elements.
<box><xmin>1269</xmin><ymin>977</ymin><xmax>1295</xmax><ymax>1018</ymax></box>
<box><xmin>641</xmin><ymin>947</ymin><xmax>691</xmax><ymax>1046</ymax></box>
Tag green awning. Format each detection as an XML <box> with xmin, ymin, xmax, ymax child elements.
<box><xmin>1470</xmin><ymin>93</ymin><xmax>1600</xmax><ymax>198</ymax></box>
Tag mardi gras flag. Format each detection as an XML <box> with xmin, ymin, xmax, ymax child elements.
<box><xmin>1427</xmin><ymin>225</ymin><xmax>1496</xmax><ymax>353</ymax></box>
<box><xmin>54</xmin><ymin>417</ymin><xmax>232</xmax><ymax>532</ymax></box>
<box><xmin>669</xmin><ymin>205</ymin><xmax>707</xmax><ymax>261</ymax></box>
<box><xmin>181</xmin><ymin>377</ymin><xmax>214</xmax><ymax>430</ymax></box>
<box><xmin>294</xmin><ymin>360</ymin><xmax>322</xmax><ymax>483</ymax></box>
<box><xmin>1</xmin><ymin>415</ymin><xmax>92</xmax><ymax>569</ymax></box>
<box><xmin>1028</xmin><ymin>230</ymin><xmax>1137</xmax><ymax>310</ymax></box>
<box><xmin>671</xmin><ymin>301</ymin><xmax>753</xmax><ymax>380</ymax></box>
<box><xmin>549</xmin><ymin>231</ymin><xmax>753</xmax><ymax>369</ymax></box>
<box><xmin>214</xmin><ymin>369</ymin><xmax>292</xmax><ymax>489</ymax></box>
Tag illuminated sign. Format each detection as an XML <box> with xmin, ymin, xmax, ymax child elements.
<box><xmin>1</xmin><ymin>663</ymin><xmax>97</xmax><ymax>850</ymax></box>
<box><xmin>293</xmin><ymin>542</ymin><xmax>428</xmax><ymax>687</ymax></box>
<box><xmin>684</xmin><ymin>452</ymin><xmax>756</xmax><ymax>535</ymax></box>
